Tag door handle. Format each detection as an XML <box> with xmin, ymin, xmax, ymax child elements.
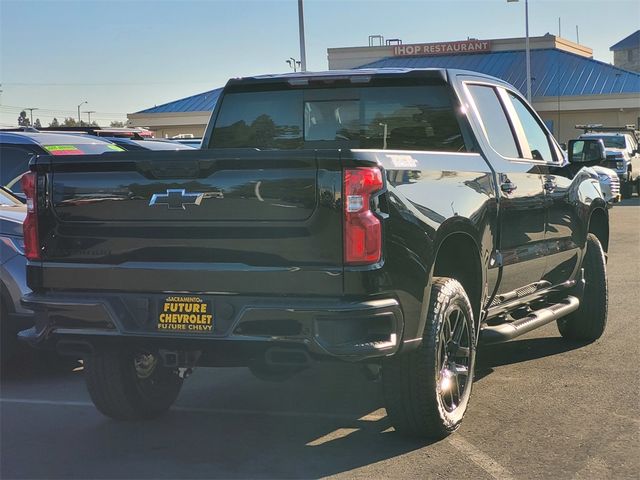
<box><xmin>500</xmin><ymin>181</ymin><xmax>518</xmax><ymax>194</ymax></box>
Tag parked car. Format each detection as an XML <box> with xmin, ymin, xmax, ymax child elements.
<box><xmin>171</xmin><ymin>138</ymin><xmax>202</xmax><ymax>148</ymax></box>
<box><xmin>102</xmin><ymin>137</ymin><xmax>195</xmax><ymax>151</ymax></box>
<box><xmin>562</xmin><ymin>139</ymin><xmax>621</xmax><ymax>204</ymax></box>
<box><xmin>0</xmin><ymin>131</ymin><xmax>125</xmax><ymax>358</ymax></box>
<box><xmin>20</xmin><ymin>69</ymin><xmax>609</xmax><ymax>439</ymax></box>
<box><xmin>577</xmin><ymin>125</ymin><xmax>640</xmax><ymax>198</ymax></box>
<box><xmin>0</xmin><ymin>187</ymin><xmax>27</xmax><ymax>360</ymax></box>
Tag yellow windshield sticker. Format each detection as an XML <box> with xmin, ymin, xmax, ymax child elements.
<box><xmin>107</xmin><ymin>144</ymin><xmax>125</xmax><ymax>151</ymax></box>
<box><xmin>158</xmin><ymin>296</ymin><xmax>214</xmax><ymax>332</ymax></box>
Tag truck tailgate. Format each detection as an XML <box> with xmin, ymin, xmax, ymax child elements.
<box><xmin>35</xmin><ymin>149</ymin><xmax>343</xmax><ymax>295</ymax></box>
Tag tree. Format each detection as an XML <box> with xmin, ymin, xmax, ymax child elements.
<box><xmin>49</xmin><ymin>118</ymin><xmax>60</xmax><ymax>128</ymax></box>
<box><xmin>62</xmin><ymin>117</ymin><xmax>77</xmax><ymax>127</ymax></box>
<box><xmin>34</xmin><ymin>118</ymin><xmax>42</xmax><ymax>129</ymax></box>
<box><xmin>18</xmin><ymin>111</ymin><xmax>30</xmax><ymax>126</ymax></box>
<box><xmin>110</xmin><ymin>120</ymin><xmax>125</xmax><ymax>128</ymax></box>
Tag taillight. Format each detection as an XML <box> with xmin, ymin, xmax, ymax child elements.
<box><xmin>21</xmin><ymin>172</ymin><xmax>40</xmax><ymax>260</ymax></box>
<box><xmin>343</xmin><ymin>167</ymin><xmax>383</xmax><ymax>265</ymax></box>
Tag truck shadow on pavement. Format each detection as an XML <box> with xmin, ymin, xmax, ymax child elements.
<box><xmin>1</xmin><ymin>335</ymin><xmax>591</xmax><ymax>479</ymax></box>
<box><xmin>474</xmin><ymin>336</ymin><xmax>590</xmax><ymax>382</ymax></box>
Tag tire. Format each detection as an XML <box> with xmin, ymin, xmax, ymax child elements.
<box><xmin>382</xmin><ymin>277</ymin><xmax>476</xmax><ymax>438</ymax></box>
<box><xmin>84</xmin><ymin>348</ymin><xmax>183</xmax><ymax>420</ymax></box>
<box><xmin>621</xmin><ymin>180</ymin><xmax>633</xmax><ymax>199</ymax></box>
<box><xmin>557</xmin><ymin>233</ymin><xmax>607</xmax><ymax>342</ymax></box>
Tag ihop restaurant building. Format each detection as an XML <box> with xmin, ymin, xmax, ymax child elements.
<box><xmin>129</xmin><ymin>33</ymin><xmax>640</xmax><ymax>144</ymax></box>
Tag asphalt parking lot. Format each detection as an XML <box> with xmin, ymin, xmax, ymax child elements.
<box><xmin>1</xmin><ymin>198</ymin><xmax>639</xmax><ymax>480</ymax></box>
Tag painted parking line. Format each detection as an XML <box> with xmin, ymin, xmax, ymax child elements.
<box><xmin>448</xmin><ymin>435</ymin><xmax>516</xmax><ymax>480</ymax></box>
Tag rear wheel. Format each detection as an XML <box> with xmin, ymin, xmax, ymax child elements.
<box><xmin>382</xmin><ymin>277</ymin><xmax>476</xmax><ymax>438</ymax></box>
<box><xmin>557</xmin><ymin>233</ymin><xmax>607</xmax><ymax>341</ymax></box>
<box><xmin>621</xmin><ymin>179</ymin><xmax>633</xmax><ymax>199</ymax></box>
<box><xmin>84</xmin><ymin>348</ymin><xmax>183</xmax><ymax>420</ymax></box>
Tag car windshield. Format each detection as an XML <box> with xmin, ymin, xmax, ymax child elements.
<box><xmin>589</xmin><ymin>136</ymin><xmax>626</xmax><ymax>149</ymax></box>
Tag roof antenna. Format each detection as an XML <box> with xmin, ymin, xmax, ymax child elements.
<box><xmin>558</xmin><ymin>17</ymin><xmax>561</xmax><ymax>38</ymax></box>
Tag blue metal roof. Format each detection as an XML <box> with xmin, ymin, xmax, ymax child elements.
<box><xmin>610</xmin><ymin>30</ymin><xmax>640</xmax><ymax>51</ymax></box>
<box><xmin>360</xmin><ymin>48</ymin><xmax>640</xmax><ymax>97</ymax></box>
<box><xmin>136</xmin><ymin>88</ymin><xmax>222</xmax><ymax>114</ymax></box>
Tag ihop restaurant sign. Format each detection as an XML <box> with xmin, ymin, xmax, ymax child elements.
<box><xmin>393</xmin><ymin>40</ymin><xmax>491</xmax><ymax>56</ymax></box>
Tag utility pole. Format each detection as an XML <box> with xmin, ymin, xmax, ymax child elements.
<box><xmin>84</xmin><ymin>111</ymin><xmax>96</xmax><ymax>124</ymax></box>
<box><xmin>297</xmin><ymin>0</ymin><xmax>307</xmax><ymax>72</ymax></box>
<box><xmin>77</xmin><ymin>101</ymin><xmax>87</xmax><ymax>124</ymax></box>
<box><xmin>576</xmin><ymin>25</ymin><xmax>580</xmax><ymax>44</ymax></box>
<box><xmin>26</xmin><ymin>107</ymin><xmax>39</xmax><ymax>125</ymax></box>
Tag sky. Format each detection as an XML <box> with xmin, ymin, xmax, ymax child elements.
<box><xmin>0</xmin><ymin>0</ymin><xmax>638</xmax><ymax>127</ymax></box>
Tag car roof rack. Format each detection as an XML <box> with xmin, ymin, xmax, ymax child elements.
<box><xmin>576</xmin><ymin>124</ymin><xmax>638</xmax><ymax>134</ymax></box>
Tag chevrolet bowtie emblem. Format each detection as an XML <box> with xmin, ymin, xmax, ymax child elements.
<box><xmin>149</xmin><ymin>189</ymin><xmax>205</xmax><ymax>210</ymax></box>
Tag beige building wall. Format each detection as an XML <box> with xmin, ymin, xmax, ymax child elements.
<box><xmin>534</xmin><ymin>93</ymin><xmax>640</xmax><ymax>144</ymax></box>
<box><xmin>538</xmin><ymin>108</ymin><xmax>640</xmax><ymax>145</ymax></box>
<box><xmin>327</xmin><ymin>34</ymin><xmax>592</xmax><ymax>70</ymax></box>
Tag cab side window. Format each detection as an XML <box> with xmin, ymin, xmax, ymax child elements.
<box><xmin>506</xmin><ymin>92</ymin><xmax>555</xmax><ymax>162</ymax></box>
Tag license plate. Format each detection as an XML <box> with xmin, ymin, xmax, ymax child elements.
<box><xmin>157</xmin><ymin>296</ymin><xmax>214</xmax><ymax>333</ymax></box>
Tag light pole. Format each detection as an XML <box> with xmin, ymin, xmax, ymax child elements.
<box><xmin>286</xmin><ymin>58</ymin><xmax>301</xmax><ymax>72</ymax></box>
<box><xmin>77</xmin><ymin>101</ymin><xmax>87</xmax><ymax>125</ymax></box>
<box><xmin>25</xmin><ymin>107</ymin><xmax>38</xmax><ymax>125</ymax></box>
<box><xmin>508</xmin><ymin>0</ymin><xmax>532</xmax><ymax>102</ymax></box>
<box><xmin>84</xmin><ymin>110</ymin><xmax>96</xmax><ymax>125</ymax></box>
<box><xmin>297</xmin><ymin>0</ymin><xmax>307</xmax><ymax>72</ymax></box>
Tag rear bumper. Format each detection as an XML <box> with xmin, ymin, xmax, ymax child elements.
<box><xmin>20</xmin><ymin>292</ymin><xmax>404</xmax><ymax>363</ymax></box>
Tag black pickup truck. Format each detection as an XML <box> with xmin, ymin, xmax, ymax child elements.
<box><xmin>20</xmin><ymin>69</ymin><xmax>609</xmax><ymax>438</ymax></box>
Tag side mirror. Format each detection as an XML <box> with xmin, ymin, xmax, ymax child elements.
<box><xmin>567</xmin><ymin>139</ymin><xmax>606</xmax><ymax>164</ymax></box>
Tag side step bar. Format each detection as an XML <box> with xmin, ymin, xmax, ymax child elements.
<box><xmin>480</xmin><ymin>296</ymin><xmax>580</xmax><ymax>345</ymax></box>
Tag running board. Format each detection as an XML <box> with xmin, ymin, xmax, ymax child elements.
<box><xmin>480</xmin><ymin>296</ymin><xmax>580</xmax><ymax>345</ymax></box>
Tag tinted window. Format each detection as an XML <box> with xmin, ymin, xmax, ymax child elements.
<box><xmin>213</xmin><ymin>85</ymin><xmax>466</xmax><ymax>152</ymax></box>
<box><xmin>305</xmin><ymin>100</ymin><xmax>359</xmax><ymax>141</ymax></box>
<box><xmin>507</xmin><ymin>92</ymin><xmax>554</xmax><ymax>162</ymax></box>
<box><xmin>360</xmin><ymin>86</ymin><xmax>465</xmax><ymax>151</ymax></box>
<box><xmin>0</xmin><ymin>146</ymin><xmax>33</xmax><ymax>194</ymax></box>
<box><xmin>211</xmin><ymin>91</ymin><xmax>303</xmax><ymax>149</ymax></box>
<box><xmin>468</xmin><ymin>84</ymin><xmax>519</xmax><ymax>158</ymax></box>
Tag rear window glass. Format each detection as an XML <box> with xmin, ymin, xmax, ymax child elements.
<box><xmin>211</xmin><ymin>85</ymin><xmax>466</xmax><ymax>152</ymax></box>
<box><xmin>43</xmin><ymin>143</ymin><xmax>124</xmax><ymax>155</ymax></box>
<box><xmin>211</xmin><ymin>91</ymin><xmax>304</xmax><ymax>149</ymax></box>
